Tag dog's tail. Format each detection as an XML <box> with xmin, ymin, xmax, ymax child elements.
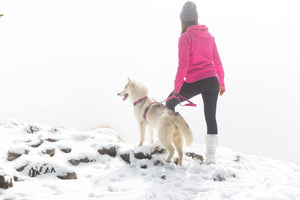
<box><xmin>174</xmin><ymin>114</ymin><xmax>193</xmax><ymax>146</ymax></box>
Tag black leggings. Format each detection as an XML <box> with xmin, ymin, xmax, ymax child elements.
<box><xmin>166</xmin><ymin>77</ymin><xmax>219</xmax><ymax>134</ymax></box>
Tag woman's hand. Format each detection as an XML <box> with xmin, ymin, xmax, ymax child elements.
<box><xmin>219</xmin><ymin>87</ymin><xmax>225</xmax><ymax>96</ymax></box>
<box><xmin>173</xmin><ymin>91</ymin><xmax>180</xmax><ymax>97</ymax></box>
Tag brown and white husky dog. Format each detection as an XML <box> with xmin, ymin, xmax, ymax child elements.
<box><xmin>118</xmin><ymin>78</ymin><xmax>193</xmax><ymax>165</ymax></box>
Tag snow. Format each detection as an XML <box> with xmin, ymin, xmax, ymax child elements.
<box><xmin>1</xmin><ymin>120</ymin><xmax>300</xmax><ymax>200</ymax></box>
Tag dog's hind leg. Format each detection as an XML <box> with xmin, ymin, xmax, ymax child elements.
<box><xmin>138</xmin><ymin>121</ymin><xmax>146</xmax><ymax>146</ymax></box>
<box><xmin>173</xmin><ymin>131</ymin><xmax>184</xmax><ymax>165</ymax></box>
<box><xmin>164</xmin><ymin>143</ymin><xmax>175</xmax><ymax>163</ymax></box>
<box><xmin>149</xmin><ymin>128</ymin><xmax>154</xmax><ymax>144</ymax></box>
<box><xmin>158</xmin><ymin>127</ymin><xmax>174</xmax><ymax>163</ymax></box>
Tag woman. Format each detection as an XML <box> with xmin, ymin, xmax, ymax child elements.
<box><xmin>166</xmin><ymin>1</ymin><xmax>225</xmax><ymax>164</ymax></box>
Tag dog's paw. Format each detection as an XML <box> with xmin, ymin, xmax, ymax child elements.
<box><xmin>138</xmin><ymin>142</ymin><xmax>144</xmax><ymax>146</ymax></box>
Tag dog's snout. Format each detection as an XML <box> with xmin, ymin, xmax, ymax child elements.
<box><xmin>117</xmin><ymin>93</ymin><xmax>120</xmax><ymax>96</ymax></box>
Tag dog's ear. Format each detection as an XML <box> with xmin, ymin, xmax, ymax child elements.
<box><xmin>127</xmin><ymin>77</ymin><xmax>135</xmax><ymax>88</ymax></box>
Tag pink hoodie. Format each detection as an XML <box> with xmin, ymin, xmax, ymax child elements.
<box><xmin>174</xmin><ymin>25</ymin><xmax>225</xmax><ymax>93</ymax></box>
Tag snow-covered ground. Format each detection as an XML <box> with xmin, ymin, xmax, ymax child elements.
<box><xmin>1</xmin><ymin>120</ymin><xmax>300</xmax><ymax>200</ymax></box>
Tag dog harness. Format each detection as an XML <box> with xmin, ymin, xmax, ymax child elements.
<box><xmin>133</xmin><ymin>96</ymin><xmax>157</xmax><ymax>121</ymax></box>
<box><xmin>143</xmin><ymin>102</ymin><xmax>157</xmax><ymax>120</ymax></box>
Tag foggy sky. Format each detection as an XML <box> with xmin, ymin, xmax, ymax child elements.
<box><xmin>1</xmin><ymin>0</ymin><xmax>299</xmax><ymax>161</ymax></box>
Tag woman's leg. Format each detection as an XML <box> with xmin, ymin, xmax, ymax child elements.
<box><xmin>201</xmin><ymin>78</ymin><xmax>219</xmax><ymax>163</ymax></box>
<box><xmin>202</xmin><ymin>90</ymin><xmax>219</xmax><ymax>134</ymax></box>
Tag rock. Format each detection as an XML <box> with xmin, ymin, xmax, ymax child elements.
<box><xmin>234</xmin><ymin>155</ymin><xmax>241</xmax><ymax>162</ymax></box>
<box><xmin>140</xmin><ymin>165</ymin><xmax>147</xmax><ymax>169</ymax></box>
<box><xmin>134</xmin><ymin>152</ymin><xmax>152</xmax><ymax>160</ymax></box>
<box><xmin>68</xmin><ymin>159</ymin><xmax>80</xmax><ymax>166</ymax></box>
<box><xmin>68</xmin><ymin>157</ymin><xmax>94</xmax><ymax>166</ymax></box>
<box><xmin>185</xmin><ymin>152</ymin><xmax>204</xmax><ymax>162</ymax></box>
<box><xmin>49</xmin><ymin>126</ymin><xmax>65</xmax><ymax>133</ymax></box>
<box><xmin>151</xmin><ymin>146</ymin><xmax>167</xmax><ymax>155</ymax></box>
<box><xmin>57</xmin><ymin>172</ymin><xmax>77</xmax><ymax>180</ymax></box>
<box><xmin>80</xmin><ymin>157</ymin><xmax>90</xmax><ymax>163</ymax></box>
<box><xmin>16</xmin><ymin>164</ymin><xmax>28</xmax><ymax>172</ymax></box>
<box><xmin>213</xmin><ymin>171</ymin><xmax>236</xmax><ymax>182</ymax></box>
<box><xmin>45</xmin><ymin>138</ymin><xmax>57</xmax><ymax>142</ymax></box>
<box><xmin>28</xmin><ymin>167</ymin><xmax>41</xmax><ymax>177</ymax></box>
<box><xmin>120</xmin><ymin>153</ymin><xmax>130</xmax><ymax>164</ymax></box>
<box><xmin>28</xmin><ymin>164</ymin><xmax>56</xmax><ymax>177</ymax></box>
<box><xmin>7</xmin><ymin>152</ymin><xmax>22</xmax><ymax>161</ymax></box>
<box><xmin>60</xmin><ymin>148</ymin><xmax>72</xmax><ymax>153</ymax></box>
<box><xmin>0</xmin><ymin>174</ymin><xmax>13</xmax><ymax>189</ymax></box>
<box><xmin>25</xmin><ymin>125</ymin><xmax>40</xmax><ymax>134</ymax></box>
<box><xmin>98</xmin><ymin>146</ymin><xmax>117</xmax><ymax>157</ymax></box>
<box><xmin>13</xmin><ymin>176</ymin><xmax>24</xmax><ymax>182</ymax></box>
<box><xmin>154</xmin><ymin>160</ymin><xmax>164</xmax><ymax>166</ymax></box>
<box><xmin>213</xmin><ymin>175</ymin><xmax>226</xmax><ymax>182</ymax></box>
<box><xmin>43</xmin><ymin>148</ymin><xmax>55</xmax><ymax>157</ymax></box>
<box><xmin>30</xmin><ymin>140</ymin><xmax>44</xmax><ymax>148</ymax></box>
<box><xmin>132</xmin><ymin>145</ymin><xmax>165</xmax><ymax>160</ymax></box>
<box><xmin>7</xmin><ymin>149</ymin><xmax>30</xmax><ymax>161</ymax></box>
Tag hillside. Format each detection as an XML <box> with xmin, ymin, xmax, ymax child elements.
<box><xmin>1</xmin><ymin>120</ymin><xmax>300</xmax><ymax>200</ymax></box>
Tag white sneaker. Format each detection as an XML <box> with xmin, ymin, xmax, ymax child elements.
<box><xmin>205</xmin><ymin>134</ymin><xmax>218</xmax><ymax>164</ymax></box>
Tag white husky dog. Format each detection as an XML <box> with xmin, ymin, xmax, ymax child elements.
<box><xmin>118</xmin><ymin>78</ymin><xmax>193</xmax><ymax>165</ymax></box>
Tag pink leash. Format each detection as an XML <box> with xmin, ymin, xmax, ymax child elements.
<box><xmin>165</xmin><ymin>94</ymin><xmax>197</xmax><ymax>107</ymax></box>
<box><xmin>134</xmin><ymin>94</ymin><xmax>196</xmax><ymax>121</ymax></box>
<box><xmin>144</xmin><ymin>95</ymin><xmax>196</xmax><ymax>120</ymax></box>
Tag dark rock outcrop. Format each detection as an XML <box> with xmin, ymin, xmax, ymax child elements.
<box><xmin>57</xmin><ymin>172</ymin><xmax>77</xmax><ymax>180</ymax></box>
<box><xmin>60</xmin><ymin>148</ymin><xmax>72</xmax><ymax>153</ymax></box>
<box><xmin>0</xmin><ymin>174</ymin><xmax>13</xmax><ymax>189</ymax></box>
<box><xmin>7</xmin><ymin>152</ymin><xmax>22</xmax><ymax>161</ymax></box>
<box><xmin>98</xmin><ymin>146</ymin><xmax>117</xmax><ymax>157</ymax></box>
<box><xmin>68</xmin><ymin>157</ymin><xmax>96</xmax><ymax>166</ymax></box>
<box><xmin>185</xmin><ymin>152</ymin><xmax>204</xmax><ymax>162</ymax></box>
<box><xmin>42</xmin><ymin>148</ymin><xmax>55</xmax><ymax>157</ymax></box>
<box><xmin>25</xmin><ymin>125</ymin><xmax>40</xmax><ymax>134</ymax></box>
<box><xmin>120</xmin><ymin>153</ymin><xmax>130</xmax><ymax>164</ymax></box>
<box><xmin>28</xmin><ymin>164</ymin><xmax>56</xmax><ymax>177</ymax></box>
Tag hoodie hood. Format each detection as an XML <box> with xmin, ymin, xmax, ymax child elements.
<box><xmin>186</xmin><ymin>25</ymin><xmax>211</xmax><ymax>37</ymax></box>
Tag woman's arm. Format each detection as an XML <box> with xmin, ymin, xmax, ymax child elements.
<box><xmin>174</xmin><ymin>35</ymin><xmax>190</xmax><ymax>93</ymax></box>
<box><xmin>212</xmin><ymin>39</ymin><xmax>225</xmax><ymax>87</ymax></box>
<box><xmin>212</xmin><ymin>38</ymin><xmax>225</xmax><ymax>95</ymax></box>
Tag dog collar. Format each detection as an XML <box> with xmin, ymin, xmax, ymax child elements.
<box><xmin>133</xmin><ymin>96</ymin><xmax>148</xmax><ymax>106</ymax></box>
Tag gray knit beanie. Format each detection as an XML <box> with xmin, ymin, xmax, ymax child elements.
<box><xmin>180</xmin><ymin>1</ymin><xmax>198</xmax><ymax>22</ymax></box>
